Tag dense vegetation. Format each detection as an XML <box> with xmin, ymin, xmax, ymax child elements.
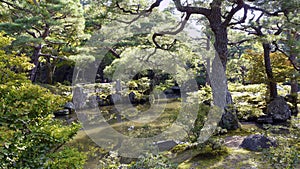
<box><xmin>0</xmin><ymin>0</ymin><xmax>299</xmax><ymax>168</ymax></box>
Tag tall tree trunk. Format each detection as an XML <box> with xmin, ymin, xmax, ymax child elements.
<box><xmin>45</xmin><ymin>57</ymin><xmax>53</xmax><ymax>84</ymax></box>
<box><xmin>207</xmin><ymin>2</ymin><xmax>239</xmax><ymax>130</ymax></box>
<box><xmin>209</xmin><ymin>1</ymin><xmax>231</xmax><ymax>104</ymax></box>
<box><xmin>290</xmin><ymin>76</ymin><xmax>298</xmax><ymax>116</ymax></box>
<box><xmin>262</xmin><ymin>43</ymin><xmax>278</xmax><ymax>99</ymax></box>
<box><xmin>205</xmin><ymin>35</ymin><xmax>211</xmax><ymax>86</ymax></box>
<box><xmin>30</xmin><ymin>46</ymin><xmax>42</xmax><ymax>82</ymax></box>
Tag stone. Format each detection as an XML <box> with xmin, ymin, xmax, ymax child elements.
<box><xmin>64</xmin><ymin>102</ymin><xmax>75</xmax><ymax>113</ymax></box>
<box><xmin>256</xmin><ymin>115</ymin><xmax>273</xmax><ymax>124</ymax></box>
<box><xmin>111</xmin><ymin>94</ymin><xmax>122</xmax><ymax>104</ymax></box>
<box><xmin>86</xmin><ymin>96</ymin><xmax>98</xmax><ymax>108</ymax></box>
<box><xmin>219</xmin><ymin>110</ymin><xmax>240</xmax><ymax>130</ymax></box>
<box><xmin>129</xmin><ymin>92</ymin><xmax>136</xmax><ymax>103</ymax></box>
<box><xmin>115</xmin><ymin>79</ymin><xmax>122</xmax><ymax>93</ymax></box>
<box><xmin>73</xmin><ymin>86</ymin><xmax>87</xmax><ymax>110</ymax></box>
<box><xmin>54</xmin><ymin>109</ymin><xmax>70</xmax><ymax>116</ymax></box>
<box><xmin>224</xmin><ymin>136</ymin><xmax>246</xmax><ymax>148</ymax></box>
<box><xmin>240</xmin><ymin>134</ymin><xmax>277</xmax><ymax>151</ymax></box>
<box><xmin>267</xmin><ymin>96</ymin><xmax>291</xmax><ymax>122</ymax></box>
<box><xmin>155</xmin><ymin>140</ymin><xmax>178</xmax><ymax>151</ymax></box>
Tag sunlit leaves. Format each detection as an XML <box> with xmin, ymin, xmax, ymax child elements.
<box><xmin>243</xmin><ymin>50</ymin><xmax>294</xmax><ymax>84</ymax></box>
<box><xmin>0</xmin><ymin>33</ymin><xmax>85</xmax><ymax>168</ymax></box>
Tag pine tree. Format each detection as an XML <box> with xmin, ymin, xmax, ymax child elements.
<box><xmin>0</xmin><ymin>0</ymin><xmax>88</xmax><ymax>84</ymax></box>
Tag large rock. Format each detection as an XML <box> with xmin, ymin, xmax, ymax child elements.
<box><xmin>86</xmin><ymin>96</ymin><xmax>98</xmax><ymax>108</ymax></box>
<box><xmin>154</xmin><ymin>140</ymin><xmax>178</xmax><ymax>151</ymax></box>
<box><xmin>267</xmin><ymin>96</ymin><xmax>291</xmax><ymax>122</ymax></box>
<box><xmin>219</xmin><ymin>110</ymin><xmax>240</xmax><ymax>130</ymax></box>
<box><xmin>240</xmin><ymin>134</ymin><xmax>277</xmax><ymax>151</ymax></box>
<box><xmin>129</xmin><ymin>92</ymin><xmax>136</xmax><ymax>104</ymax></box>
<box><xmin>73</xmin><ymin>86</ymin><xmax>87</xmax><ymax>110</ymax></box>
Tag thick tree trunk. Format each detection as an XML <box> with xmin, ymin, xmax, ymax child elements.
<box><xmin>205</xmin><ymin>35</ymin><xmax>211</xmax><ymax>86</ymax></box>
<box><xmin>262</xmin><ymin>43</ymin><xmax>278</xmax><ymax>99</ymax></box>
<box><xmin>207</xmin><ymin>2</ymin><xmax>239</xmax><ymax>130</ymax></box>
<box><xmin>209</xmin><ymin>2</ymin><xmax>231</xmax><ymax>104</ymax></box>
<box><xmin>30</xmin><ymin>46</ymin><xmax>42</xmax><ymax>82</ymax></box>
<box><xmin>290</xmin><ymin>76</ymin><xmax>298</xmax><ymax>116</ymax></box>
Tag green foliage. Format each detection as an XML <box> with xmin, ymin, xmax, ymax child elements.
<box><xmin>45</xmin><ymin>147</ymin><xmax>87</xmax><ymax>169</ymax></box>
<box><xmin>129</xmin><ymin>153</ymin><xmax>177</xmax><ymax>169</ymax></box>
<box><xmin>186</xmin><ymin>86</ymin><xmax>212</xmax><ymax>142</ymax></box>
<box><xmin>98</xmin><ymin>151</ymin><xmax>122</xmax><ymax>169</ymax></box>
<box><xmin>229</xmin><ymin>83</ymin><xmax>293</xmax><ymax>121</ymax></box>
<box><xmin>243</xmin><ymin>50</ymin><xmax>294</xmax><ymax>84</ymax></box>
<box><xmin>189</xmin><ymin>103</ymin><xmax>211</xmax><ymax>142</ymax></box>
<box><xmin>0</xmin><ymin>0</ymin><xmax>89</xmax><ymax>83</ymax></box>
<box><xmin>126</xmin><ymin>77</ymin><xmax>150</xmax><ymax>95</ymax></box>
<box><xmin>0</xmin><ymin>32</ymin><xmax>33</xmax><ymax>83</ymax></box>
<box><xmin>195</xmin><ymin>138</ymin><xmax>229</xmax><ymax>157</ymax></box>
<box><xmin>0</xmin><ymin>33</ymin><xmax>86</xmax><ymax>168</ymax></box>
<box><xmin>263</xmin><ymin>140</ymin><xmax>299</xmax><ymax>169</ymax></box>
<box><xmin>262</xmin><ymin>118</ymin><xmax>300</xmax><ymax>169</ymax></box>
<box><xmin>229</xmin><ymin>83</ymin><xmax>267</xmax><ymax>121</ymax></box>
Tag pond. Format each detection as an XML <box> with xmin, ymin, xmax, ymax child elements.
<box><xmin>64</xmin><ymin>98</ymin><xmax>184</xmax><ymax>167</ymax></box>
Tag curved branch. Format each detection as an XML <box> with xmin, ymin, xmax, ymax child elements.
<box><xmin>247</xmin><ymin>5</ymin><xmax>284</xmax><ymax>16</ymax></box>
<box><xmin>152</xmin><ymin>13</ymin><xmax>191</xmax><ymax>50</ymax></box>
<box><xmin>116</xmin><ymin>0</ymin><xmax>163</xmax><ymax>15</ymax></box>
<box><xmin>222</xmin><ymin>0</ymin><xmax>245</xmax><ymax>26</ymax></box>
<box><xmin>173</xmin><ymin>0</ymin><xmax>210</xmax><ymax>16</ymax></box>
<box><xmin>228</xmin><ymin>4</ymin><xmax>248</xmax><ymax>26</ymax></box>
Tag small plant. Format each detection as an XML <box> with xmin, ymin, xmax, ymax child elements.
<box><xmin>263</xmin><ymin>140</ymin><xmax>299</xmax><ymax>169</ymax></box>
<box><xmin>262</xmin><ymin>117</ymin><xmax>300</xmax><ymax>169</ymax></box>
<box><xmin>129</xmin><ymin>153</ymin><xmax>177</xmax><ymax>169</ymax></box>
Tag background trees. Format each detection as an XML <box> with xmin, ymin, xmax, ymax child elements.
<box><xmin>0</xmin><ymin>0</ymin><xmax>299</xmax><ymax>167</ymax></box>
<box><xmin>0</xmin><ymin>0</ymin><xmax>87</xmax><ymax>84</ymax></box>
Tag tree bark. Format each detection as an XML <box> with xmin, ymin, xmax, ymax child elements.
<box><xmin>45</xmin><ymin>57</ymin><xmax>53</xmax><ymax>84</ymax></box>
<box><xmin>262</xmin><ymin>43</ymin><xmax>278</xmax><ymax>99</ymax></box>
<box><xmin>205</xmin><ymin>35</ymin><xmax>211</xmax><ymax>86</ymax></box>
<box><xmin>207</xmin><ymin>1</ymin><xmax>239</xmax><ymax>130</ymax></box>
<box><xmin>209</xmin><ymin>5</ymin><xmax>232</xmax><ymax>105</ymax></box>
<box><xmin>30</xmin><ymin>45</ymin><xmax>42</xmax><ymax>82</ymax></box>
<box><xmin>290</xmin><ymin>76</ymin><xmax>298</xmax><ymax>116</ymax></box>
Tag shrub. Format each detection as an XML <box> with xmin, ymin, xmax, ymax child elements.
<box><xmin>0</xmin><ymin>33</ymin><xmax>86</xmax><ymax>168</ymax></box>
<box><xmin>129</xmin><ymin>153</ymin><xmax>177</xmax><ymax>169</ymax></box>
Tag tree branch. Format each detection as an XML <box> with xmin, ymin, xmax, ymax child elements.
<box><xmin>173</xmin><ymin>0</ymin><xmax>210</xmax><ymax>16</ymax></box>
<box><xmin>273</xmin><ymin>42</ymin><xmax>300</xmax><ymax>71</ymax></box>
<box><xmin>152</xmin><ymin>12</ymin><xmax>191</xmax><ymax>50</ymax></box>
<box><xmin>0</xmin><ymin>0</ymin><xmax>31</xmax><ymax>13</ymax></box>
<box><xmin>247</xmin><ymin>5</ymin><xmax>284</xmax><ymax>16</ymax></box>
<box><xmin>39</xmin><ymin>53</ymin><xmax>69</xmax><ymax>61</ymax></box>
<box><xmin>26</xmin><ymin>30</ymin><xmax>37</xmax><ymax>38</ymax></box>
<box><xmin>222</xmin><ymin>0</ymin><xmax>245</xmax><ymax>26</ymax></box>
<box><xmin>228</xmin><ymin>4</ymin><xmax>248</xmax><ymax>26</ymax></box>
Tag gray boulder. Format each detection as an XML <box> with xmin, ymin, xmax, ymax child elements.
<box><xmin>129</xmin><ymin>92</ymin><xmax>136</xmax><ymax>103</ymax></box>
<box><xmin>64</xmin><ymin>102</ymin><xmax>75</xmax><ymax>113</ymax></box>
<box><xmin>240</xmin><ymin>134</ymin><xmax>276</xmax><ymax>151</ymax></box>
<box><xmin>267</xmin><ymin>96</ymin><xmax>291</xmax><ymax>122</ymax></box>
<box><xmin>86</xmin><ymin>96</ymin><xmax>98</xmax><ymax>108</ymax></box>
<box><xmin>54</xmin><ymin>109</ymin><xmax>70</xmax><ymax>116</ymax></box>
<box><xmin>219</xmin><ymin>110</ymin><xmax>240</xmax><ymax>130</ymax></box>
<box><xmin>73</xmin><ymin>86</ymin><xmax>87</xmax><ymax>110</ymax></box>
<box><xmin>155</xmin><ymin>140</ymin><xmax>178</xmax><ymax>151</ymax></box>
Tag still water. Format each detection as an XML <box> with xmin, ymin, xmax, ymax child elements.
<box><xmin>62</xmin><ymin>98</ymin><xmax>185</xmax><ymax>168</ymax></box>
